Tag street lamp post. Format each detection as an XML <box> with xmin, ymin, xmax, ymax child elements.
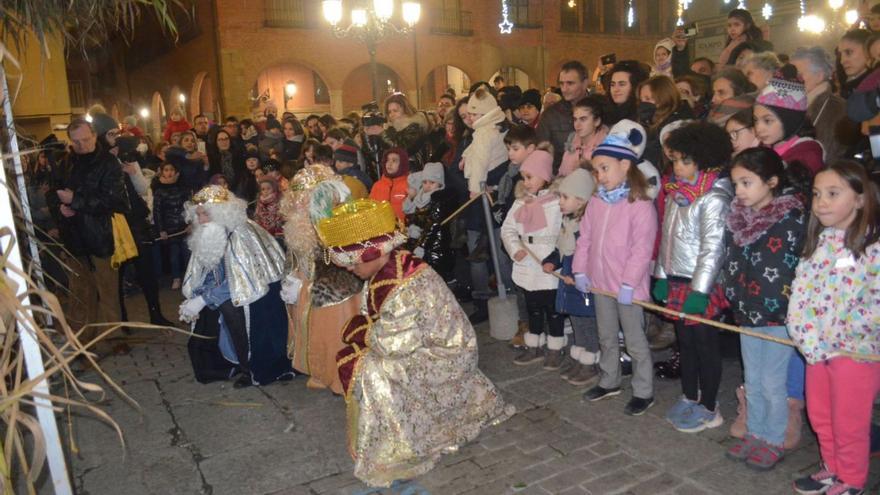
<box><xmin>322</xmin><ymin>0</ymin><xmax>421</xmax><ymax>105</ymax></box>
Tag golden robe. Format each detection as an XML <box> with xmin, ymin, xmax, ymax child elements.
<box><xmin>338</xmin><ymin>250</ymin><xmax>513</xmax><ymax>487</ymax></box>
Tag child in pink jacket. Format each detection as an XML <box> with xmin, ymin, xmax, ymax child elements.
<box><xmin>572</xmin><ymin>120</ymin><xmax>658</xmax><ymax>417</ymax></box>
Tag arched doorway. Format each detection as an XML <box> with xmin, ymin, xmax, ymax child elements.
<box><xmin>150</xmin><ymin>92</ymin><xmax>167</xmax><ymax>142</ymax></box>
<box><xmin>490</xmin><ymin>67</ymin><xmax>537</xmax><ymax>90</ymax></box>
<box><xmin>253</xmin><ymin>63</ymin><xmax>331</xmax><ymax>118</ymax></box>
<box><xmin>191</xmin><ymin>71</ymin><xmax>217</xmax><ymax>120</ymax></box>
<box><xmin>420</xmin><ymin>65</ymin><xmax>471</xmax><ymax>108</ymax></box>
<box><xmin>342</xmin><ymin>63</ymin><xmax>404</xmax><ymax>113</ymax></box>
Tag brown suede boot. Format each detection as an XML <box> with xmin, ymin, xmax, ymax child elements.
<box><xmin>730</xmin><ymin>384</ymin><xmax>747</xmax><ymax>439</ymax></box>
<box><xmin>783</xmin><ymin>398</ymin><xmax>804</xmax><ymax>450</ymax></box>
<box><xmin>509</xmin><ymin>320</ymin><xmax>528</xmax><ymax>348</ymax></box>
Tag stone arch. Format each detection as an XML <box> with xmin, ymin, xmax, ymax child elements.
<box><xmin>169</xmin><ymin>86</ymin><xmax>186</xmax><ymax>119</ymax></box>
<box><xmin>150</xmin><ymin>92</ymin><xmax>167</xmax><ymax>142</ymax></box>
<box><xmin>252</xmin><ymin>62</ymin><xmax>333</xmax><ymax>117</ymax></box>
<box><xmin>190</xmin><ymin>71</ymin><xmax>217</xmax><ymax>120</ymax></box>
<box><xmin>419</xmin><ymin>64</ymin><xmax>473</xmax><ymax>108</ymax></box>
<box><xmin>489</xmin><ymin>66</ymin><xmax>539</xmax><ymax>90</ymax></box>
<box><xmin>342</xmin><ymin>63</ymin><xmax>407</xmax><ymax>113</ymax></box>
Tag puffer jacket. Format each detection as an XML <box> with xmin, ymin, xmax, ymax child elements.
<box><xmin>369</xmin><ymin>174</ymin><xmax>409</xmax><ymax>221</ymax></box>
<box><xmin>151</xmin><ymin>179</ymin><xmax>190</xmax><ymax>235</ymax></box>
<box><xmin>405</xmin><ymin>188</ymin><xmax>455</xmax><ymax>280</ymax></box>
<box><xmin>500</xmin><ymin>189</ymin><xmax>563</xmax><ymax>291</ymax></box>
<box><xmin>655</xmin><ymin>176</ymin><xmax>733</xmax><ymax>294</ymax></box>
<box><xmin>462</xmin><ymin>106</ymin><xmax>509</xmax><ymax>194</ymax></box>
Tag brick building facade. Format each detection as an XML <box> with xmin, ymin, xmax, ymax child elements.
<box><xmin>97</xmin><ymin>0</ymin><xmax>679</xmax><ymax>136</ymax></box>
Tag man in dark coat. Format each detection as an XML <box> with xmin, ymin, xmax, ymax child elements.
<box><xmin>536</xmin><ymin>61</ymin><xmax>589</xmax><ymax>172</ymax></box>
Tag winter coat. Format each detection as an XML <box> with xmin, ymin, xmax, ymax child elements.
<box><xmin>559</xmin><ymin>128</ymin><xmax>609</xmax><ymax>176</ymax></box>
<box><xmin>370</xmin><ymin>174</ymin><xmax>410</xmax><ymax>221</ymax></box>
<box><xmin>405</xmin><ymin>188</ymin><xmax>455</xmax><ymax>280</ymax></box>
<box><xmin>542</xmin><ymin>216</ymin><xmax>595</xmax><ymax>317</ymax></box>
<box><xmin>787</xmin><ymin>230</ymin><xmax>880</xmax><ymax>364</ymax></box>
<box><xmin>572</xmin><ymin>196</ymin><xmax>657</xmax><ymax>301</ymax></box>
<box><xmin>774</xmin><ymin>136</ymin><xmax>824</xmax><ymax>176</ymax></box>
<box><xmin>807</xmin><ymin>84</ymin><xmax>850</xmax><ymax>162</ymax></box>
<box><xmin>536</xmin><ymin>99</ymin><xmax>575</xmax><ymax>171</ymax></box>
<box><xmin>382</xmin><ymin>113</ymin><xmax>428</xmax><ymax>170</ymax></box>
<box><xmin>165</xmin><ymin>146</ymin><xmax>208</xmax><ymax>192</ymax></box>
<box><xmin>500</xmin><ymin>189</ymin><xmax>563</xmax><ymax>291</ymax></box>
<box><xmin>151</xmin><ymin>179</ymin><xmax>190</xmax><ymax>235</ymax></box>
<box><xmin>720</xmin><ymin>195</ymin><xmax>806</xmax><ymax>327</ymax></box>
<box><xmin>163</xmin><ymin>119</ymin><xmax>192</xmax><ymax>143</ymax></box>
<box><xmin>462</xmin><ymin>107</ymin><xmax>509</xmax><ymax>194</ymax></box>
<box><xmin>339</xmin><ymin>168</ymin><xmax>369</xmax><ymax>200</ymax></box>
<box><xmin>655</xmin><ymin>176</ymin><xmax>733</xmax><ymax>294</ymax></box>
<box><xmin>46</xmin><ymin>147</ymin><xmax>130</xmax><ymax>258</ymax></box>
<box><xmin>258</xmin><ymin>132</ymin><xmax>284</xmax><ymax>162</ymax></box>
<box><xmin>281</xmin><ymin>138</ymin><xmax>303</xmax><ymax>163</ymax></box>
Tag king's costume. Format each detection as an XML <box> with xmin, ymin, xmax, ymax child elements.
<box><xmin>316</xmin><ymin>199</ymin><xmax>514</xmax><ymax>487</ymax></box>
<box><xmin>180</xmin><ymin>185</ymin><xmax>294</xmax><ymax>387</ymax></box>
<box><xmin>281</xmin><ymin>165</ymin><xmax>363</xmax><ymax>394</ymax></box>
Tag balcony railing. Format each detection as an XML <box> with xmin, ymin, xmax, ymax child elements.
<box><xmin>430</xmin><ymin>9</ymin><xmax>473</xmax><ymax>36</ymax></box>
<box><xmin>265</xmin><ymin>0</ymin><xmax>309</xmax><ymax>28</ymax></box>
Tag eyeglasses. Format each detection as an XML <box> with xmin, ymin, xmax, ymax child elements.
<box><xmin>728</xmin><ymin>127</ymin><xmax>749</xmax><ymax>140</ymax></box>
<box><xmin>217</xmin><ymin>136</ymin><xmax>230</xmax><ymax>141</ymax></box>
<box><xmin>106</xmin><ymin>130</ymin><xmax>120</xmax><ymax>138</ymax></box>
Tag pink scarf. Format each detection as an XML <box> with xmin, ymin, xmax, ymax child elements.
<box><xmin>513</xmin><ymin>192</ymin><xmax>559</xmax><ymax>234</ymax></box>
<box><xmin>726</xmin><ymin>194</ymin><xmax>803</xmax><ymax>246</ymax></box>
<box><xmin>559</xmin><ymin>127</ymin><xmax>608</xmax><ymax>177</ymax></box>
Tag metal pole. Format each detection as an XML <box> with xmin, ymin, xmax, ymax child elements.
<box><xmin>0</xmin><ymin>61</ymin><xmax>73</xmax><ymax>495</ymax></box>
<box><xmin>413</xmin><ymin>29</ymin><xmax>420</xmax><ymax>107</ymax></box>
<box><xmin>480</xmin><ymin>182</ymin><xmax>506</xmax><ymax>299</ymax></box>
<box><xmin>368</xmin><ymin>39</ymin><xmax>380</xmax><ymax>105</ymax></box>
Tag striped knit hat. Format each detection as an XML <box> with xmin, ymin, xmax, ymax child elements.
<box><xmin>592</xmin><ymin>119</ymin><xmax>646</xmax><ymax>162</ymax></box>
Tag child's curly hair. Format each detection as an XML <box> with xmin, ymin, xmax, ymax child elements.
<box><xmin>664</xmin><ymin>121</ymin><xmax>733</xmax><ymax>170</ymax></box>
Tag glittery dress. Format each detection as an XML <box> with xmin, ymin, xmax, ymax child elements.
<box><xmin>337</xmin><ymin>250</ymin><xmax>514</xmax><ymax>487</ymax></box>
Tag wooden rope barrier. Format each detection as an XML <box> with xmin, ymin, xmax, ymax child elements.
<box><xmin>440</xmin><ymin>191</ymin><xmax>494</xmax><ymax>226</ymax></box>
<box><xmin>518</xmin><ymin>243</ymin><xmax>880</xmax><ymax>362</ymax></box>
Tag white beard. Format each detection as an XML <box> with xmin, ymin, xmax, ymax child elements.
<box><xmin>188</xmin><ymin>222</ymin><xmax>228</xmax><ymax>270</ymax></box>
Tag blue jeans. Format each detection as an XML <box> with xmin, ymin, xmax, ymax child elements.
<box><xmin>787</xmin><ymin>350</ymin><xmax>806</xmax><ymax>401</ymax></box>
<box><xmin>741</xmin><ymin>325</ymin><xmax>793</xmax><ymax>446</ymax></box>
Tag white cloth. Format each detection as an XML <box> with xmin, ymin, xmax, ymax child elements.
<box><xmin>280</xmin><ymin>274</ymin><xmax>303</xmax><ymax>305</ymax></box>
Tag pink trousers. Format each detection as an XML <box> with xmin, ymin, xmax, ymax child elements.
<box><xmin>805</xmin><ymin>357</ymin><xmax>880</xmax><ymax>488</ymax></box>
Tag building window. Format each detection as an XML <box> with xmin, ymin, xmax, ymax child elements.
<box><xmin>265</xmin><ymin>0</ymin><xmax>308</xmax><ymax>28</ymax></box>
<box><xmin>562</xmin><ymin>0</ymin><xmax>672</xmax><ymax>35</ymax></box>
<box><xmin>509</xmin><ymin>0</ymin><xmax>540</xmax><ymax>28</ymax></box>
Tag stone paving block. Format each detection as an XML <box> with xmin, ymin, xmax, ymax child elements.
<box><xmin>458</xmin><ymin>477</ymin><xmax>512</xmax><ymax>495</ymax></box>
<box><xmin>623</xmin><ymin>472</ymin><xmax>683</xmax><ymax>495</ymax></box>
<box><xmin>538</xmin><ymin>467</ymin><xmax>593</xmax><ymax>493</ymax></box>
<box><xmin>266</xmin><ymin>485</ymin><xmax>314</xmax><ymax>495</ymax></box>
<box><xmin>558</xmin><ymin>486</ymin><xmax>589</xmax><ymax>495</ymax></box>
<box><xmin>586</xmin><ymin>439</ymin><xmax>622</xmax><ymax>457</ymax></box>
<box><xmin>473</xmin><ymin>444</ymin><xmax>522</xmax><ymax>468</ymax></box>
<box><xmin>511</xmin><ymin>485</ymin><xmax>551</xmax><ymax>495</ymax></box>
<box><xmin>686</xmin><ymin>458</ymin><xmax>793</xmax><ymax>495</ymax></box>
<box><xmin>667</xmin><ymin>482</ymin><xmax>716</xmax><ymax>495</ymax></box>
<box><xmin>417</xmin><ymin>460</ymin><xmax>480</xmax><ymax>488</ymax></box>
<box><xmin>440</xmin><ymin>442</ymin><xmax>488</xmax><ymax>467</ymax></box>
<box><xmin>549</xmin><ymin>430</ymin><xmax>601</xmax><ymax>455</ymax></box>
<box><xmin>581</xmin><ymin>471</ymin><xmax>642</xmax><ymax>495</ymax></box>
<box><xmin>623</xmin><ymin>462</ymin><xmax>662</xmax><ymax>481</ymax></box>
<box><xmin>480</xmin><ymin>429</ymin><xmax>523</xmax><ymax>451</ymax></box>
<box><xmin>550</xmin><ymin>450</ymin><xmax>601</xmax><ymax>470</ymax></box>
<box><xmin>582</xmin><ymin>452</ymin><xmax>637</xmax><ymax>480</ymax></box>
<box><xmin>309</xmin><ymin>472</ymin><xmax>363</xmax><ymax>494</ymax></box>
<box><xmin>509</xmin><ymin>460</ymin><xmax>571</xmax><ymax>487</ymax></box>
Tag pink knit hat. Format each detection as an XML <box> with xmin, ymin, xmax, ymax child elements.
<box><xmin>521</xmin><ymin>150</ymin><xmax>553</xmax><ymax>183</ymax></box>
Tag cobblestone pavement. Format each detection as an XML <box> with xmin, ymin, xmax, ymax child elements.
<box><xmin>65</xmin><ymin>289</ymin><xmax>879</xmax><ymax>495</ymax></box>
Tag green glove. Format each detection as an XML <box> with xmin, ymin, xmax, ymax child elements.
<box><xmin>682</xmin><ymin>291</ymin><xmax>710</xmax><ymax>315</ymax></box>
<box><xmin>652</xmin><ymin>278</ymin><xmax>669</xmax><ymax>303</ymax></box>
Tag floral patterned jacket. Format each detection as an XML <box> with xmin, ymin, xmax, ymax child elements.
<box><xmin>787</xmin><ymin>229</ymin><xmax>880</xmax><ymax>364</ymax></box>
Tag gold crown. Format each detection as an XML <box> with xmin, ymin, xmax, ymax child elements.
<box><xmin>192</xmin><ymin>185</ymin><xmax>229</xmax><ymax>205</ymax></box>
<box><xmin>316</xmin><ymin>199</ymin><xmax>399</xmax><ymax>248</ymax></box>
<box><xmin>291</xmin><ymin>164</ymin><xmax>339</xmax><ymax>192</ymax></box>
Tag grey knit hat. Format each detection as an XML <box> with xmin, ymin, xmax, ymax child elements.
<box><xmin>90</xmin><ymin>113</ymin><xmax>119</xmax><ymax>137</ymax></box>
<box><xmin>558</xmin><ymin>168</ymin><xmax>595</xmax><ymax>201</ymax></box>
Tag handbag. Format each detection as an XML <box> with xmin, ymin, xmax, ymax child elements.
<box><xmin>110</xmin><ymin>213</ymin><xmax>139</xmax><ymax>269</ymax></box>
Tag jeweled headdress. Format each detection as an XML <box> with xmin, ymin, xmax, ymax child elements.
<box><xmin>291</xmin><ymin>164</ymin><xmax>339</xmax><ymax>192</ymax></box>
<box><xmin>315</xmin><ymin>199</ymin><xmax>406</xmax><ymax>266</ymax></box>
<box><xmin>192</xmin><ymin>185</ymin><xmax>229</xmax><ymax>204</ymax></box>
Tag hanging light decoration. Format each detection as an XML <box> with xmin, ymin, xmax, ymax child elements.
<box><xmin>798</xmin><ymin>14</ymin><xmax>826</xmax><ymax>33</ymax></box>
<box><xmin>762</xmin><ymin>2</ymin><xmax>773</xmax><ymax>19</ymax></box>
<box><xmin>845</xmin><ymin>9</ymin><xmax>859</xmax><ymax>24</ymax></box>
<box><xmin>498</xmin><ymin>0</ymin><xmax>514</xmax><ymax>34</ymax></box>
<box><xmin>737</xmin><ymin>0</ymin><xmax>747</xmax><ymax>8</ymax></box>
<box><xmin>626</xmin><ymin>0</ymin><xmax>635</xmax><ymax>27</ymax></box>
<box><xmin>568</xmin><ymin>0</ymin><xmax>576</xmax><ymax>7</ymax></box>
<box><xmin>828</xmin><ymin>0</ymin><xmax>844</xmax><ymax>10</ymax></box>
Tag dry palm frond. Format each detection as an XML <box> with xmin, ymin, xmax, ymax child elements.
<box><xmin>0</xmin><ymin>0</ymin><xmax>191</xmax><ymax>57</ymax></box>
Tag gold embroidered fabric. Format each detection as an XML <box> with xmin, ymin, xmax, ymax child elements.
<box><xmin>349</xmin><ymin>267</ymin><xmax>514</xmax><ymax>487</ymax></box>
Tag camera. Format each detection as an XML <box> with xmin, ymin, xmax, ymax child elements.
<box><xmin>115</xmin><ymin>136</ymin><xmax>141</xmax><ymax>164</ymax></box>
<box><xmin>600</xmin><ymin>53</ymin><xmax>617</xmax><ymax>66</ymax></box>
<box><xmin>684</xmin><ymin>24</ymin><xmax>698</xmax><ymax>37</ymax></box>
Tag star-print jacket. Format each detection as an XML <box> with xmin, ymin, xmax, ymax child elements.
<box><xmin>787</xmin><ymin>230</ymin><xmax>880</xmax><ymax>364</ymax></box>
<box><xmin>720</xmin><ymin>195</ymin><xmax>806</xmax><ymax>327</ymax></box>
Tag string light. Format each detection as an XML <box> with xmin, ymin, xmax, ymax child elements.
<box><xmin>828</xmin><ymin>0</ymin><xmax>844</xmax><ymax>10</ymax></box>
<box><xmin>568</xmin><ymin>0</ymin><xmax>576</xmax><ymax>7</ymax></box>
<box><xmin>498</xmin><ymin>0</ymin><xmax>514</xmax><ymax>34</ymax></box>
<box><xmin>737</xmin><ymin>0</ymin><xmax>746</xmax><ymax>8</ymax></box>
<box><xmin>626</xmin><ymin>0</ymin><xmax>635</xmax><ymax>27</ymax></box>
<box><xmin>762</xmin><ymin>2</ymin><xmax>773</xmax><ymax>19</ymax></box>
<box><xmin>845</xmin><ymin>9</ymin><xmax>859</xmax><ymax>24</ymax></box>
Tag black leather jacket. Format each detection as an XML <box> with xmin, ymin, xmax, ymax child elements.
<box><xmin>151</xmin><ymin>179</ymin><xmax>190</xmax><ymax>235</ymax></box>
<box><xmin>405</xmin><ymin>188</ymin><xmax>455</xmax><ymax>280</ymax></box>
<box><xmin>47</xmin><ymin>146</ymin><xmax>130</xmax><ymax>258</ymax></box>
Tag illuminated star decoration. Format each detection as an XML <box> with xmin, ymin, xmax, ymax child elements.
<box><xmin>499</xmin><ymin>0</ymin><xmax>514</xmax><ymax>34</ymax></box>
<box><xmin>762</xmin><ymin>2</ymin><xmax>773</xmax><ymax>19</ymax></box>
